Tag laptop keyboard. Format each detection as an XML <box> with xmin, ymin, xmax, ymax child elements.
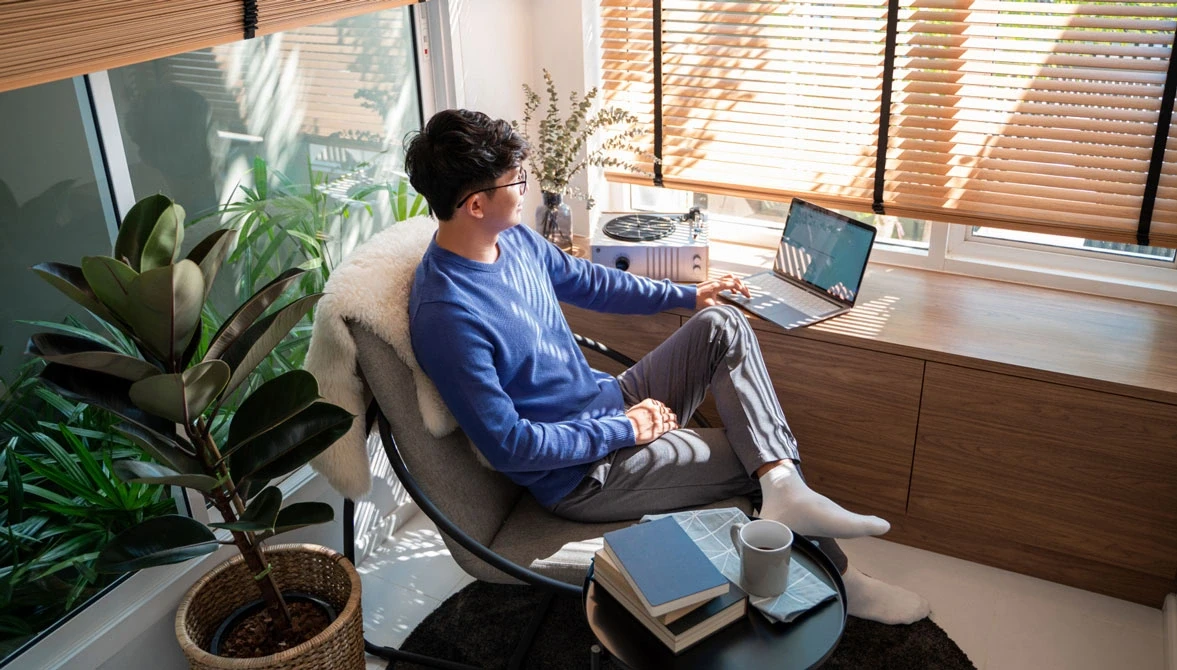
<box><xmin>747</xmin><ymin>274</ymin><xmax>838</xmax><ymax>317</ymax></box>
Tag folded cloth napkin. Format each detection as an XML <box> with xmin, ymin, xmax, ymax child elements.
<box><xmin>641</xmin><ymin>507</ymin><xmax>837</xmax><ymax>624</ymax></box>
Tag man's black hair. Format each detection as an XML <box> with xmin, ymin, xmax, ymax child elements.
<box><xmin>404</xmin><ymin>109</ymin><xmax>529</xmax><ymax>221</ymax></box>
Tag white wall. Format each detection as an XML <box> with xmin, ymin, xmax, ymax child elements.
<box><xmin>448</xmin><ymin>0</ymin><xmax>605</xmax><ymax>236</ymax></box>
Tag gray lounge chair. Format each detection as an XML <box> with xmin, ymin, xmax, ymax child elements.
<box><xmin>343</xmin><ymin>320</ymin><xmax>752</xmax><ymax>668</ymax></box>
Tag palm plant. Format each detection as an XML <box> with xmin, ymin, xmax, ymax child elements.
<box><xmin>194</xmin><ymin>156</ymin><xmax>426</xmax><ymax>421</ymax></box>
<box><xmin>209</xmin><ymin>156</ymin><xmax>428</xmax><ymax>302</ymax></box>
<box><xmin>24</xmin><ymin>194</ymin><xmax>353</xmax><ymax>633</ymax></box>
<box><xmin>0</xmin><ymin>360</ymin><xmax>173</xmax><ymax>657</ymax></box>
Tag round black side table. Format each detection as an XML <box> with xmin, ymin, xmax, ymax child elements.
<box><xmin>583</xmin><ymin>533</ymin><xmax>846</xmax><ymax>669</ymax></box>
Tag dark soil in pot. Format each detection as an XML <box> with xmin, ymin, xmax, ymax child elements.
<box><xmin>210</xmin><ymin>592</ymin><xmax>336</xmax><ymax>658</ymax></box>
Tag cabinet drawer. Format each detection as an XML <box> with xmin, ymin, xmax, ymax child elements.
<box><xmin>909</xmin><ymin>363</ymin><xmax>1177</xmax><ymax>578</ymax></box>
<box><xmin>758</xmin><ymin>332</ymin><xmax>924</xmax><ymax>516</ymax></box>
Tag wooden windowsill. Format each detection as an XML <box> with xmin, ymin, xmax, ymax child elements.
<box><xmin>676</xmin><ymin>240</ymin><xmax>1177</xmax><ymax>405</ymax></box>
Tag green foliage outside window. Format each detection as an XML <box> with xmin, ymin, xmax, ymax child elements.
<box><xmin>0</xmin><ymin>346</ymin><xmax>173</xmax><ymax>657</ymax></box>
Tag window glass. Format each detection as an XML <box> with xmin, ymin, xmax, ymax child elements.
<box><xmin>0</xmin><ymin>79</ymin><xmax>175</xmax><ymax>661</ymax></box>
<box><xmin>106</xmin><ymin>7</ymin><xmax>424</xmax><ymax>442</ymax></box>
<box><xmin>0</xmin><ymin>81</ymin><xmax>112</xmax><ymax>378</ymax></box>
<box><xmin>107</xmin><ymin>9</ymin><xmax>421</xmax><ymax>225</ymax></box>
<box><xmin>970</xmin><ymin>226</ymin><xmax>1177</xmax><ymax>263</ymax></box>
<box><xmin>0</xmin><ymin>7</ymin><xmax>423</xmax><ymax>661</ymax></box>
<box><xmin>629</xmin><ymin>185</ymin><xmax>931</xmax><ymax>249</ymax></box>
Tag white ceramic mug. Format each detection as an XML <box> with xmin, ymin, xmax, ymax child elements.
<box><xmin>730</xmin><ymin>519</ymin><xmax>793</xmax><ymax>598</ymax></box>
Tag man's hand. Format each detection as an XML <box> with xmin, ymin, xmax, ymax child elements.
<box><xmin>696</xmin><ymin>273</ymin><xmax>751</xmax><ymax>309</ymax></box>
<box><xmin>626</xmin><ymin>398</ymin><xmax>679</xmax><ymax>445</ymax></box>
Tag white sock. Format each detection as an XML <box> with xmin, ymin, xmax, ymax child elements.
<box><xmin>758</xmin><ymin>461</ymin><xmax>890</xmax><ymax>539</ymax></box>
<box><xmin>843</xmin><ymin>566</ymin><xmax>931</xmax><ymax>625</ymax></box>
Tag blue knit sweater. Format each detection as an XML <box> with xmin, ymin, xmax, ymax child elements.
<box><xmin>408</xmin><ymin>224</ymin><xmax>697</xmax><ymax>506</ymax></box>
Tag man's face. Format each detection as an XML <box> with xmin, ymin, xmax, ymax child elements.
<box><xmin>480</xmin><ymin>165</ymin><xmax>527</xmax><ymax>231</ymax></box>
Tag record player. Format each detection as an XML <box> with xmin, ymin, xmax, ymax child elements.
<box><xmin>591</xmin><ymin>208</ymin><xmax>709</xmax><ymax>283</ymax></box>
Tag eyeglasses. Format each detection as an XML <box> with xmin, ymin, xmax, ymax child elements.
<box><xmin>454</xmin><ymin>169</ymin><xmax>528</xmax><ymax>210</ymax></box>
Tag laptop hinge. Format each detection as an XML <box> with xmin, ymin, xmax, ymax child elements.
<box><xmin>773</xmin><ymin>269</ymin><xmax>850</xmax><ymax>309</ymax></box>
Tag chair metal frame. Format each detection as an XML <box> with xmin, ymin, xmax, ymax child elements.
<box><xmin>344</xmin><ymin>335</ymin><xmax>709</xmax><ymax>668</ymax></box>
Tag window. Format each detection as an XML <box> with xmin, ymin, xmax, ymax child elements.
<box><xmin>626</xmin><ymin>182</ymin><xmax>1177</xmax><ymax>306</ymax></box>
<box><xmin>600</xmin><ymin>1</ymin><xmax>1177</xmax><ymax>249</ymax></box>
<box><xmin>106</xmin><ymin>9</ymin><xmax>420</xmax><ymax>226</ymax></box>
<box><xmin>0</xmin><ymin>7</ymin><xmax>423</xmax><ymax>663</ymax></box>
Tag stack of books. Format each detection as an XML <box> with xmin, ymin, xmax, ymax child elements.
<box><xmin>594</xmin><ymin>516</ymin><xmax>747</xmax><ymax>654</ymax></box>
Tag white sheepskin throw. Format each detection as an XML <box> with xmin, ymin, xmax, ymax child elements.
<box><xmin>306</xmin><ymin>215</ymin><xmax>457</xmax><ymax>500</ymax></box>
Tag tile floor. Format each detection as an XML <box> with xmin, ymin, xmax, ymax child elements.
<box><xmin>359</xmin><ymin>510</ymin><xmax>1169</xmax><ymax>670</ymax></box>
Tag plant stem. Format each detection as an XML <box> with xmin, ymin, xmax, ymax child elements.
<box><xmin>192</xmin><ymin>419</ymin><xmax>291</xmax><ymax>631</ymax></box>
<box><xmin>213</xmin><ymin>496</ymin><xmax>293</xmax><ymax>632</ymax></box>
<box><xmin>196</xmin><ymin>418</ymin><xmax>246</xmax><ymax>517</ymax></box>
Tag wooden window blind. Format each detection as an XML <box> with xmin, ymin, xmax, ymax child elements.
<box><xmin>256</xmin><ymin>0</ymin><xmax>415</xmax><ymax>37</ymax></box>
<box><xmin>601</xmin><ymin>0</ymin><xmax>1177</xmax><ymax>248</ymax></box>
<box><xmin>0</xmin><ymin>0</ymin><xmax>416</xmax><ymax>95</ymax></box>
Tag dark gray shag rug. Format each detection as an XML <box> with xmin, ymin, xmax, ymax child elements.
<box><xmin>395</xmin><ymin>581</ymin><xmax>976</xmax><ymax>669</ymax></box>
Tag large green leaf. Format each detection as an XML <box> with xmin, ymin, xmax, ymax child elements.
<box><xmin>178</xmin><ymin>312</ymin><xmax>204</xmax><ymax>369</ymax></box>
<box><xmin>114</xmin><ymin>423</ymin><xmax>201</xmax><ymax>474</ymax></box>
<box><xmin>209</xmin><ymin>486</ymin><xmax>281</xmax><ymax>532</ymax></box>
<box><xmin>218</xmin><ymin>294</ymin><xmax>322</xmax><ymax>400</ymax></box>
<box><xmin>203</xmin><ymin>268</ymin><xmax>304</xmax><ymax>362</ymax></box>
<box><xmin>31</xmin><ymin>262</ymin><xmax>120</xmax><ymax>325</ymax></box>
<box><xmin>113</xmin><ymin>460</ymin><xmax>219</xmax><ymax>491</ymax></box>
<box><xmin>140</xmin><ymin>201</ymin><xmax>185</xmax><ymax>272</ymax></box>
<box><xmin>28</xmin><ymin>333</ymin><xmax>159</xmax><ymax>381</ymax></box>
<box><xmin>38</xmin><ymin>364</ymin><xmax>173</xmax><ymax>437</ymax></box>
<box><xmin>95</xmin><ymin>515</ymin><xmax>218</xmax><ymax>573</ymax></box>
<box><xmin>260</xmin><ymin>502</ymin><xmax>334</xmax><ymax>540</ymax></box>
<box><xmin>114</xmin><ymin>194</ymin><xmax>175</xmax><ymax>271</ymax></box>
<box><xmin>185</xmin><ymin>229</ymin><xmax>237</xmax><ymax>303</ymax></box>
<box><xmin>126</xmin><ymin>260</ymin><xmax>205</xmax><ymax>363</ymax></box>
<box><xmin>222</xmin><ymin>370</ymin><xmax>320</xmax><ymax>460</ymax></box>
<box><xmin>128</xmin><ymin>360</ymin><xmax>230</xmax><ymax>424</ymax></box>
<box><xmin>80</xmin><ymin>256</ymin><xmax>138</xmax><ymax>327</ymax></box>
<box><xmin>230</xmin><ymin>401</ymin><xmax>353</xmax><ymax>482</ymax></box>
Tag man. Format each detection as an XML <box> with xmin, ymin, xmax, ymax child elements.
<box><xmin>405</xmin><ymin>109</ymin><xmax>929</xmax><ymax>624</ymax></box>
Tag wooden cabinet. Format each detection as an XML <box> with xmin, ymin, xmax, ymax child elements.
<box><xmin>562</xmin><ymin>303</ymin><xmax>1177</xmax><ymax>606</ymax></box>
<box><xmin>907</xmin><ymin>363</ymin><xmax>1177</xmax><ymax>599</ymax></box>
<box><xmin>756</xmin><ymin>332</ymin><xmax>923</xmax><ymax>517</ymax></box>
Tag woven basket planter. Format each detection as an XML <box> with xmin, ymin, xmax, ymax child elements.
<box><xmin>175</xmin><ymin>544</ymin><xmax>364</xmax><ymax>670</ymax></box>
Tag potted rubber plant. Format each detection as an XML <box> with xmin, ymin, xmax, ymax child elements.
<box><xmin>25</xmin><ymin>194</ymin><xmax>362</xmax><ymax>668</ymax></box>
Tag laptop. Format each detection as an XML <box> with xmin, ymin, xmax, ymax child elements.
<box><xmin>722</xmin><ymin>199</ymin><xmax>876</xmax><ymax>330</ymax></box>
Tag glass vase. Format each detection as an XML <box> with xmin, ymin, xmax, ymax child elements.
<box><xmin>536</xmin><ymin>191</ymin><xmax>573</xmax><ymax>252</ymax></box>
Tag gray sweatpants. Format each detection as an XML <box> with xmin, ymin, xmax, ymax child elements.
<box><xmin>550</xmin><ymin>305</ymin><xmax>848</xmax><ymax>572</ymax></box>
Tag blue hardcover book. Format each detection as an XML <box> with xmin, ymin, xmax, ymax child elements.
<box><xmin>602</xmin><ymin>516</ymin><xmax>729</xmax><ymax>617</ymax></box>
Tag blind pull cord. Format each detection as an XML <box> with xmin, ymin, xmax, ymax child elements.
<box><xmin>244</xmin><ymin>0</ymin><xmax>259</xmax><ymax>39</ymax></box>
<box><xmin>1138</xmin><ymin>23</ymin><xmax>1177</xmax><ymax>247</ymax></box>
<box><xmin>653</xmin><ymin>0</ymin><xmax>664</xmax><ymax>188</ymax></box>
<box><xmin>872</xmin><ymin>0</ymin><xmax>900</xmax><ymax>216</ymax></box>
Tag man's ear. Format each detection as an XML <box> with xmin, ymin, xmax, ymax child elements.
<box><xmin>467</xmin><ymin>194</ymin><xmax>486</xmax><ymax>219</ymax></box>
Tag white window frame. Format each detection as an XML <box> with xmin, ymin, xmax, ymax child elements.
<box><xmin>615</xmin><ymin>184</ymin><xmax>1177</xmax><ymax>307</ymax></box>
<box><xmin>940</xmin><ymin>224</ymin><xmax>1177</xmax><ymax>306</ymax></box>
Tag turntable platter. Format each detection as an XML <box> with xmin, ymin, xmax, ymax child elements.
<box><xmin>602</xmin><ymin>214</ymin><xmax>677</xmax><ymax>242</ymax></box>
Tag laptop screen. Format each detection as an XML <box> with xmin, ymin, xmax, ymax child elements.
<box><xmin>773</xmin><ymin>199</ymin><xmax>877</xmax><ymax>305</ymax></box>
